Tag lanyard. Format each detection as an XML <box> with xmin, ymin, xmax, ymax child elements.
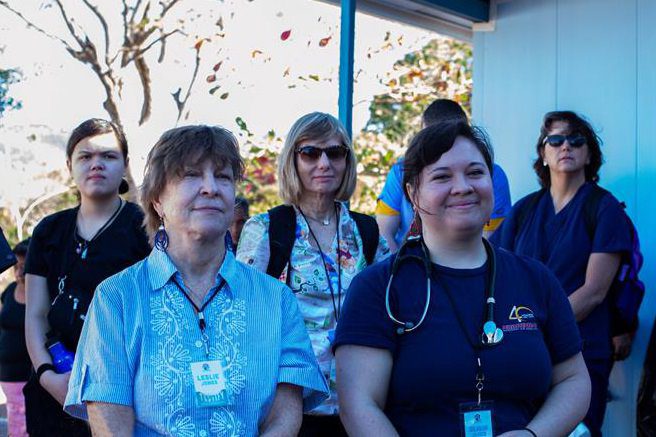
<box><xmin>299</xmin><ymin>204</ymin><xmax>343</xmax><ymax>320</ymax></box>
<box><xmin>433</xmin><ymin>261</ymin><xmax>494</xmax><ymax>406</ymax></box>
<box><xmin>74</xmin><ymin>198</ymin><xmax>124</xmax><ymax>259</ymax></box>
<box><xmin>171</xmin><ymin>276</ymin><xmax>226</xmax><ymax>359</ymax></box>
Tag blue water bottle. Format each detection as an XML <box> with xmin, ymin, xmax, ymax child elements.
<box><xmin>46</xmin><ymin>339</ymin><xmax>75</xmax><ymax>373</ymax></box>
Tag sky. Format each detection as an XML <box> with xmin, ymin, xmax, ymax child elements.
<box><xmin>0</xmin><ymin>0</ymin><xmax>439</xmax><ymax>208</ymax></box>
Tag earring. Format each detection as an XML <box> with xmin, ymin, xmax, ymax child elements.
<box><xmin>154</xmin><ymin>217</ymin><xmax>169</xmax><ymax>251</ymax></box>
<box><xmin>408</xmin><ymin>210</ymin><xmax>421</xmax><ymax>238</ymax></box>
<box><xmin>543</xmin><ymin>160</ymin><xmax>548</xmax><ymax>167</ymax></box>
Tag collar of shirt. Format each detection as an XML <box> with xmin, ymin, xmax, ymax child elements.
<box><xmin>146</xmin><ymin>246</ymin><xmax>238</xmax><ymax>299</ymax></box>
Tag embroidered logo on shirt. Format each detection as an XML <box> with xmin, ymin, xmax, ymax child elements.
<box><xmin>508</xmin><ymin>305</ymin><xmax>535</xmax><ymax>322</ymax></box>
<box><xmin>502</xmin><ymin>305</ymin><xmax>538</xmax><ymax>332</ymax></box>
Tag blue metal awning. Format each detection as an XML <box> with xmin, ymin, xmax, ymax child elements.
<box><xmin>408</xmin><ymin>0</ymin><xmax>490</xmax><ymax>22</ymax></box>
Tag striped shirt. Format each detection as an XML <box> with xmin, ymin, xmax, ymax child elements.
<box><xmin>64</xmin><ymin>248</ymin><xmax>328</xmax><ymax>436</ymax></box>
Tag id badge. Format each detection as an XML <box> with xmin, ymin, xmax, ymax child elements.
<box><xmin>190</xmin><ymin>360</ymin><xmax>232</xmax><ymax>407</ymax></box>
<box><xmin>459</xmin><ymin>401</ymin><xmax>494</xmax><ymax>437</ymax></box>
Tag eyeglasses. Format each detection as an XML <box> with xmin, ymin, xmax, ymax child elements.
<box><xmin>296</xmin><ymin>145</ymin><xmax>349</xmax><ymax>162</ymax></box>
<box><xmin>543</xmin><ymin>134</ymin><xmax>586</xmax><ymax>148</ymax></box>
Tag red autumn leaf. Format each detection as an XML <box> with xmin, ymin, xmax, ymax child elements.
<box><xmin>318</xmin><ymin>36</ymin><xmax>332</xmax><ymax>47</ymax></box>
<box><xmin>280</xmin><ymin>30</ymin><xmax>291</xmax><ymax>41</ymax></box>
<box><xmin>213</xmin><ymin>61</ymin><xmax>223</xmax><ymax>72</ymax></box>
<box><xmin>206</xmin><ymin>74</ymin><xmax>216</xmax><ymax>83</ymax></box>
<box><xmin>194</xmin><ymin>39</ymin><xmax>204</xmax><ymax>50</ymax></box>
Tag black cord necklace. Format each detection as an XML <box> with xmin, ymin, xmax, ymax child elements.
<box><xmin>75</xmin><ymin>198</ymin><xmax>123</xmax><ymax>259</ymax></box>
<box><xmin>299</xmin><ymin>203</ymin><xmax>343</xmax><ymax>320</ymax></box>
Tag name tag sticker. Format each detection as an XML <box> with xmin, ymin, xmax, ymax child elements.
<box><xmin>459</xmin><ymin>401</ymin><xmax>494</xmax><ymax>437</ymax></box>
<box><xmin>190</xmin><ymin>360</ymin><xmax>232</xmax><ymax>407</ymax></box>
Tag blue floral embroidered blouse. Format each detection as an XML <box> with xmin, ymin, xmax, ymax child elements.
<box><xmin>64</xmin><ymin>248</ymin><xmax>328</xmax><ymax>436</ymax></box>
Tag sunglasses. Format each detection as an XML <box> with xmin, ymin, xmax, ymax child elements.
<box><xmin>543</xmin><ymin>134</ymin><xmax>586</xmax><ymax>148</ymax></box>
<box><xmin>296</xmin><ymin>145</ymin><xmax>349</xmax><ymax>161</ymax></box>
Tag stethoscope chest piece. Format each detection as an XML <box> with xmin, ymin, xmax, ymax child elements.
<box><xmin>481</xmin><ymin>320</ymin><xmax>504</xmax><ymax>345</ymax></box>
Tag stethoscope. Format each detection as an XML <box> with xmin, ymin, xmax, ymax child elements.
<box><xmin>385</xmin><ymin>235</ymin><xmax>504</xmax><ymax>346</ymax></box>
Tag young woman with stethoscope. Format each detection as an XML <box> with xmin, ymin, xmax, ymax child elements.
<box><xmin>333</xmin><ymin>121</ymin><xmax>591</xmax><ymax>437</ymax></box>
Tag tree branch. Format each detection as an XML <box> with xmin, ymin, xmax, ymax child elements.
<box><xmin>122</xmin><ymin>29</ymin><xmax>180</xmax><ymax>66</ymax></box>
<box><xmin>129</xmin><ymin>0</ymin><xmax>144</xmax><ymax>25</ymax></box>
<box><xmin>160</xmin><ymin>0</ymin><xmax>181</xmax><ymax>20</ymax></box>
<box><xmin>134</xmin><ymin>56</ymin><xmax>152</xmax><ymax>125</ymax></box>
<box><xmin>81</xmin><ymin>0</ymin><xmax>111</xmax><ymax>67</ymax></box>
<box><xmin>53</xmin><ymin>0</ymin><xmax>85</xmax><ymax>49</ymax></box>
<box><xmin>139</xmin><ymin>1</ymin><xmax>151</xmax><ymax>27</ymax></box>
<box><xmin>173</xmin><ymin>44</ymin><xmax>201</xmax><ymax>124</ymax></box>
<box><xmin>0</xmin><ymin>1</ymin><xmax>75</xmax><ymax>52</ymax></box>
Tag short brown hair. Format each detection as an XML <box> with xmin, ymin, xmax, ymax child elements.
<box><xmin>141</xmin><ymin>125</ymin><xmax>244</xmax><ymax>237</ymax></box>
<box><xmin>278</xmin><ymin>112</ymin><xmax>357</xmax><ymax>204</ymax></box>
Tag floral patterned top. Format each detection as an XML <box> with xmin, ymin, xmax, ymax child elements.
<box><xmin>236</xmin><ymin>201</ymin><xmax>389</xmax><ymax>415</ymax></box>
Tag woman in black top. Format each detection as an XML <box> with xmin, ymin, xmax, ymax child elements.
<box><xmin>23</xmin><ymin>119</ymin><xmax>151</xmax><ymax>436</ymax></box>
<box><xmin>0</xmin><ymin>239</ymin><xmax>31</xmax><ymax>437</ymax></box>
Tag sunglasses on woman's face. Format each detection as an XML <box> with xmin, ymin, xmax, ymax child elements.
<box><xmin>543</xmin><ymin>134</ymin><xmax>586</xmax><ymax>148</ymax></box>
<box><xmin>296</xmin><ymin>145</ymin><xmax>349</xmax><ymax>162</ymax></box>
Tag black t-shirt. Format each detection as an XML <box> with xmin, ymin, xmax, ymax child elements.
<box><xmin>0</xmin><ymin>282</ymin><xmax>31</xmax><ymax>381</ymax></box>
<box><xmin>25</xmin><ymin>201</ymin><xmax>151</xmax><ymax>350</ymax></box>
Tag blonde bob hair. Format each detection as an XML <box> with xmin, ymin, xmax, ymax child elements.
<box><xmin>278</xmin><ymin>112</ymin><xmax>357</xmax><ymax>205</ymax></box>
<box><xmin>141</xmin><ymin>125</ymin><xmax>244</xmax><ymax>239</ymax></box>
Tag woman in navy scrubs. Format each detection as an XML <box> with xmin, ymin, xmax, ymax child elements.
<box><xmin>333</xmin><ymin>121</ymin><xmax>591</xmax><ymax>436</ymax></box>
<box><xmin>492</xmin><ymin>111</ymin><xmax>632</xmax><ymax>436</ymax></box>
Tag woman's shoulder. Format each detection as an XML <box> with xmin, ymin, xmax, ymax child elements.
<box><xmin>586</xmin><ymin>183</ymin><xmax>625</xmax><ymax>212</ymax></box>
<box><xmin>514</xmin><ymin>189</ymin><xmax>547</xmax><ymax>210</ymax></box>
<box><xmin>32</xmin><ymin>206</ymin><xmax>78</xmax><ymax>236</ymax></box>
<box><xmin>119</xmin><ymin>201</ymin><xmax>146</xmax><ymax>224</ymax></box>
<box><xmin>97</xmin><ymin>256</ymin><xmax>150</xmax><ymax>298</ymax></box>
<box><xmin>230</xmin><ymin>254</ymin><xmax>290</xmax><ymax>302</ymax></box>
<box><xmin>247</xmin><ymin>211</ymin><xmax>270</xmax><ymax>226</ymax></box>
<box><xmin>495</xmin><ymin>245</ymin><xmax>552</xmax><ymax>278</ymax></box>
<box><xmin>1</xmin><ymin>282</ymin><xmax>17</xmax><ymax>303</ymax></box>
<box><xmin>349</xmin><ymin>250</ymin><xmax>395</xmax><ymax>286</ymax></box>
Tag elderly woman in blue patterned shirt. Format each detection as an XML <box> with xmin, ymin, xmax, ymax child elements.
<box><xmin>64</xmin><ymin>125</ymin><xmax>328</xmax><ymax>436</ymax></box>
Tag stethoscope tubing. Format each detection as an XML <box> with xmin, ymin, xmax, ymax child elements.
<box><xmin>386</xmin><ymin>237</ymin><xmax>499</xmax><ymax>344</ymax></box>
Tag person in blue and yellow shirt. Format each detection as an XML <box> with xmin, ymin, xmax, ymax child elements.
<box><xmin>376</xmin><ymin>99</ymin><xmax>511</xmax><ymax>251</ymax></box>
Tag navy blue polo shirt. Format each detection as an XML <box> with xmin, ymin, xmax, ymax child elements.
<box><xmin>491</xmin><ymin>183</ymin><xmax>632</xmax><ymax>361</ymax></box>
<box><xmin>333</xmin><ymin>245</ymin><xmax>581</xmax><ymax>436</ymax></box>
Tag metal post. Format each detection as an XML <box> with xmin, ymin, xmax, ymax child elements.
<box><xmin>338</xmin><ymin>0</ymin><xmax>356</xmax><ymax>138</ymax></box>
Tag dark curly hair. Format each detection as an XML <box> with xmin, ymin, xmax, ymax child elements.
<box><xmin>403</xmin><ymin>120</ymin><xmax>494</xmax><ymax>203</ymax></box>
<box><xmin>533</xmin><ymin>111</ymin><xmax>603</xmax><ymax>188</ymax></box>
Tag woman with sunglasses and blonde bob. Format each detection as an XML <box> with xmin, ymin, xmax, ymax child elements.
<box><xmin>492</xmin><ymin>111</ymin><xmax>633</xmax><ymax>436</ymax></box>
<box><xmin>237</xmin><ymin>112</ymin><xmax>389</xmax><ymax>436</ymax></box>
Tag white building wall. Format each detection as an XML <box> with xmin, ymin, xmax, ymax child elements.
<box><xmin>472</xmin><ymin>0</ymin><xmax>656</xmax><ymax>434</ymax></box>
